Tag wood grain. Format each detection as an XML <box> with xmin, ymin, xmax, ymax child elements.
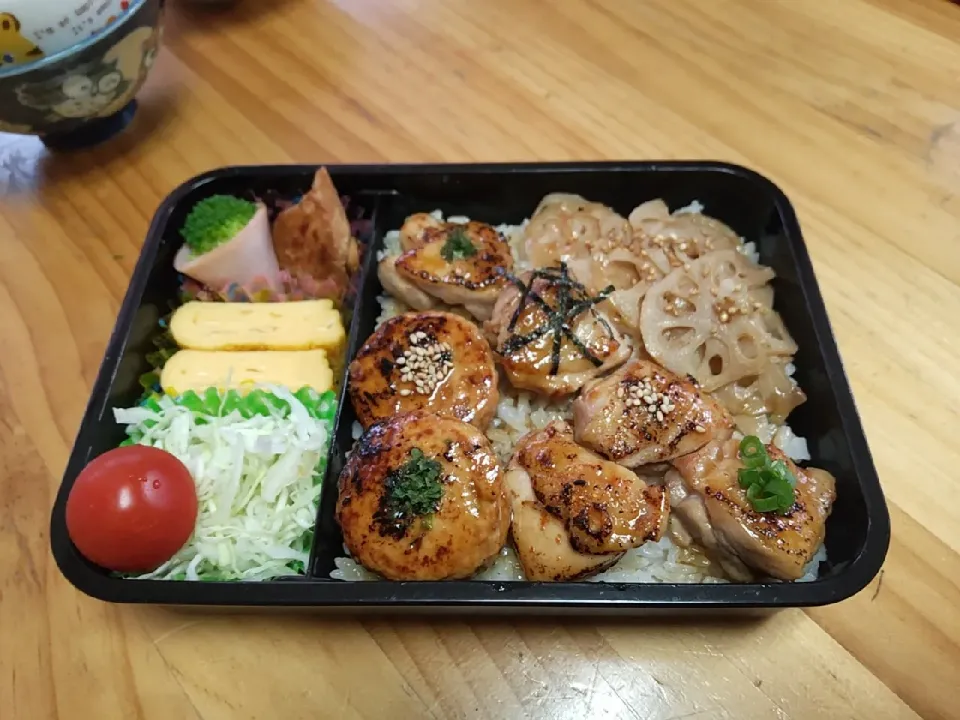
<box><xmin>2</xmin><ymin>0</ymin><xmax>959</xmax><ymax>717</ymax></box>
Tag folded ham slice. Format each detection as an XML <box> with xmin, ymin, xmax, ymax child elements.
<box><xmin>173</xmin><ymin>204</ymin><xmax>281</xmax><ymax>290</ymax></box>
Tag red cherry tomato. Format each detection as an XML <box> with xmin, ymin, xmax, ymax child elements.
<box><xmin>66</xmin><ymin>445</ymin><xmax>198</xmax><ymax>573</ymax></box>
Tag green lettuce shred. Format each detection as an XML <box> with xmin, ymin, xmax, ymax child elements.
<box><xmin>128</xmin><ymin>387</ymin><xmax>338</xmax><ymax>442</ymax></box>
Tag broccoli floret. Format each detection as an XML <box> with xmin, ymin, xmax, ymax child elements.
<box><xmin>180</xmin><ymin>196</ymin><xmax>257</xmax><ymax>255</ymax></box>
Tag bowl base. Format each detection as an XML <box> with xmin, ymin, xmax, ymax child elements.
<box><xmin>40</xmin><ymin>101</ymin><xmax>138</xmax><ymax>151</ymax></box>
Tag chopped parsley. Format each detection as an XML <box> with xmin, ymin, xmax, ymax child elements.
<box><xmin>737</xmin><ymin>435</ymin><xmax>798</xmax><ymax>514</ymax></box>
<box><xmin>374</xmin><ymin>448</ymin><xmax>445</xmax><ymax>537</ymax></box>
<box><xmin>440</xmin><ymin>227</ymin><xmax>478</xmax><ymax>262</ymax></box>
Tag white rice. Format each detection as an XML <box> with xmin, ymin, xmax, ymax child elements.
<box><xmin>331</xmin><ymin>541</ymin><xmax>722</xmax><ymax>584</ymax></box>
<box><xmin>336</xmin><ymin>207</ymin><xmax>827</xmax><ymax>585</ymax></box>
<box><xmin>773</xmin><ymin>424</ymin><xmax>811</xmax><ymax>462</ymax></box>
<box><xmin>674</xmin><ymin>199</ymin><xmax>705</xmax><ymax>215</ymax></box>
<box><xmin>486</xmin><ymin>388</ymin><xmax>572</xmax><ymax>462</ymax></box>
<box><xmin>739</xmin><ymin>241</ymin><xmax>761</xmax><ymax>264</ymax></box>
<box><xmin>332</xmin><ymin>539</ymin><xmax>827</xmax><ymax>584</ymax></box>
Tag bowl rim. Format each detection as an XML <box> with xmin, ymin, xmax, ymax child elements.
<box><xmin>0</xmin><ymin>0</ymin><xmax>152</xmax><ymax>80</ymax></box>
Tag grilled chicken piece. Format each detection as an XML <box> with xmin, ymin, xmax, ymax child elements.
<box><xmin>485</xmin><ymin>264</ymin><xmax>632</xmax><ymax>398</ymax></box>
<box><xmin>573</xmin><ymin>358</ymin><xmax>733</xmax><ymax>467</ymax></box>
<box><xmin>670</xmin><ymin>438</ymin><xmax>836</xmax><ymax>581</ymax></box>
<box><xmin>505</xmin><ymin>462</ymin><xmax>623</xmax><ymax>582</ymax></box>
<box><xmin>664</xmin><ymin>470</ymin><xmax>752</xmax><ymax>580</ymax></box>
<box><xmin>510</xmin><ymin>422</ymin><xmax>668</xmax><ymax>560</ymax></box>
<box><xmin>337</xmin><ymin>412</ymin><xmax>509</xmax><ymax>581</ymax></box>
<box><xmin>348</xmin><ymin>311</ymin><xmax>499</xmax><ymax>430</ymax></box>
<box><xmin>377</xmin><ymin>257</ymin><xmax>437</xmax><ymax>311</ymax></box>
<box><xmin>399</xmin><ymin>212</ymin><xmax>444</xmax><ymax>251</ymax></box>
<box><xmin>380</xmin><ymin>220</ymin><xmax>514</xmax><ymax>321</ymax></box>
<box><xmin>271</xmin><ymin>168</ymin><xmax>360</xmax><ymax>300</ymax></box>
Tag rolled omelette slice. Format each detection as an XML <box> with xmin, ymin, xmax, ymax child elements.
<box><xmin>160</xmin><ymin>349</ymin><xmax>334</xmax><ymax>396</ymax></box>
<box><xmin>169</xmin><ymin>299</ymin><xmax>345</xmax><ymax>352</ymax></box>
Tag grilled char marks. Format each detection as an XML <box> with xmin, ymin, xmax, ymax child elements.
<box><xmin>336</xmin><ymin>412</ymin><xmax>509</xmax><ymax>581</ymax></box>
<box><xmin>573</xmin><ymin>358</ymin><xmax>733</xmax><ymax>467</ymax></box>
<box><xmin>512</xmin><ymin>421</ymin><xmax>668</xmax><ymax>555</ymax></box>
<box><xmin>348</xmin><ymin>311</ymin><xmax>499</xmax><ymax>430</ymax></box>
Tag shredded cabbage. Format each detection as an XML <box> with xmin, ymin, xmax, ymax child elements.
<box><xmin>113</xmin><ymin>386</ymin><xmax>337</xmax><ymax>581</ymax></box>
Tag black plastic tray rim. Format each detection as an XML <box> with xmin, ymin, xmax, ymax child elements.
<box><xmin>50</xmin><ymin>161</ymin><xmax>891</xmax><ymax>611</ymax></box>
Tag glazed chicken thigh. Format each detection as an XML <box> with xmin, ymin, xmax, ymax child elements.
<box><xmin>669</xmin><ymin>438</ymin><xmax>836</xmax><ymax>581</ymax></box>
<box><xmin>573</xmin><ymin>358</ymin><xmax>733</xmax><ymax>467</ymax></box>
<box><xmin>378</xmin><ymin>217</ymin><xmax>514</xmax><ymax>321</ymax></box>
<box><xmin>485</xmin><ymin>264</ymin><xmax>632</xmax><ymax>397</ymax></box>
<box><xmin>505</xmin><ymin>422</ymin><xmax>668</xmax><ymax>581</ymax></box>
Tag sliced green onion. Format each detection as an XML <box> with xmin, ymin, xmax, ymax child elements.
<box><xmin>738</xmin><ymin>468</ymin><xmax>762</xmax><ymax>489</ymax></box>
<box><xmin>737</xmin><ymin>435</ymin><xmax>799</xmax><ymax>515</ymax></box>
<box><xmin>739</xmin><ymin>436</ymin><xmax>766</xmax><ymax>468</ymax></box>
<box><xmin>770</xmin><ymin>459</ymin><xmax>796</xmax><ymax>487</ymax></box>
<box><xmin>750</xmin><ymin>495</ymin><xmax>782</xmax><ymax>513</ymax></box>
<box><xmin>764</xmin><ymin>476</ymin><xmax>793</xmax><ymax>499</ymax></box>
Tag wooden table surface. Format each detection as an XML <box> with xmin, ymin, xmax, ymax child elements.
<box><xmin>2</xmin><ymin>0</ymin><xmax>959</xmax><ymax>718</ymax></box>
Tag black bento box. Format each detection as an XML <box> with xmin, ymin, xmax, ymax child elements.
<box><xmin>50</xmin><ymin>162</ymin><xmax>890</xmax><ymax>613</ymax></box>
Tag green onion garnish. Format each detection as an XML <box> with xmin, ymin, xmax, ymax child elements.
<box><xmin>736</xmin><ymin>435</ymin><xmax>798</xmax><ymax>515</ymax></box>
<box><xmin>440</xmin><ymin>227</ymin><xmax>478</xmax><ymax>262</ymax></box>
<box><xmin>740</xmin><ymin>435</ymin><xmax>765</xmax><ymax>467</ymax></box>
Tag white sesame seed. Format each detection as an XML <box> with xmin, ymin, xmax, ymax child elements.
<box><xmin>395</xmin><ymin>337</ymin><xmax>454</xmax><ymax>396</ymax></box>
<box><xmin>695</xmin><ymin>425</ymin><xmax>706</xmax><ymax>433</ymax></box>
<box><xmin>399</xmin><ymin>389</ymin><xmax>412</xmax><ymax>396</ymax></box>
<box><xmin>656</xmin><ymin>410</ymin><xmax>664</xmax><ymax>421</ymax></box>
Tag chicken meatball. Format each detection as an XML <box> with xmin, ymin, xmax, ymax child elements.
<box><xmin>337</xmin><ymin>412</ymin><xmax>509</xmax><ymax>580</ymax></box>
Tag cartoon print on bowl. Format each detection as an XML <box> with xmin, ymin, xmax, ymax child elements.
<box><xmin>93</xmin><ymin>25</ymin><xmax>157</xmax><ymax>118</ymax></box>
<box><xmin>17</xmin><ymin>57</ymin><xmax>130</xmax><ymax>119</ymax></box>
<box><xmin>1</xmin><ymin>1</ymin><xmax>137</xmax><ymax>65</ymax></box>
<box><xmin>12</xmin><ymin>25</ymin><xmax>158</xmax><ymax>122</ymax></box>
<box><xmin>0</xmin><ymin>12</ymin><xmax>44</xmax><ymax>68</ymax></box>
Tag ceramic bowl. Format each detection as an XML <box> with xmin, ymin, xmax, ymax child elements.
<box><xmin>0</xmin><ymin>0</ymin><xmax>162</xmax><ymax>149</ymax></box>
<box><xmin>1</xmin><ymin>1</ymin><xmax>137</xmax><ymax>67</ymax></box>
